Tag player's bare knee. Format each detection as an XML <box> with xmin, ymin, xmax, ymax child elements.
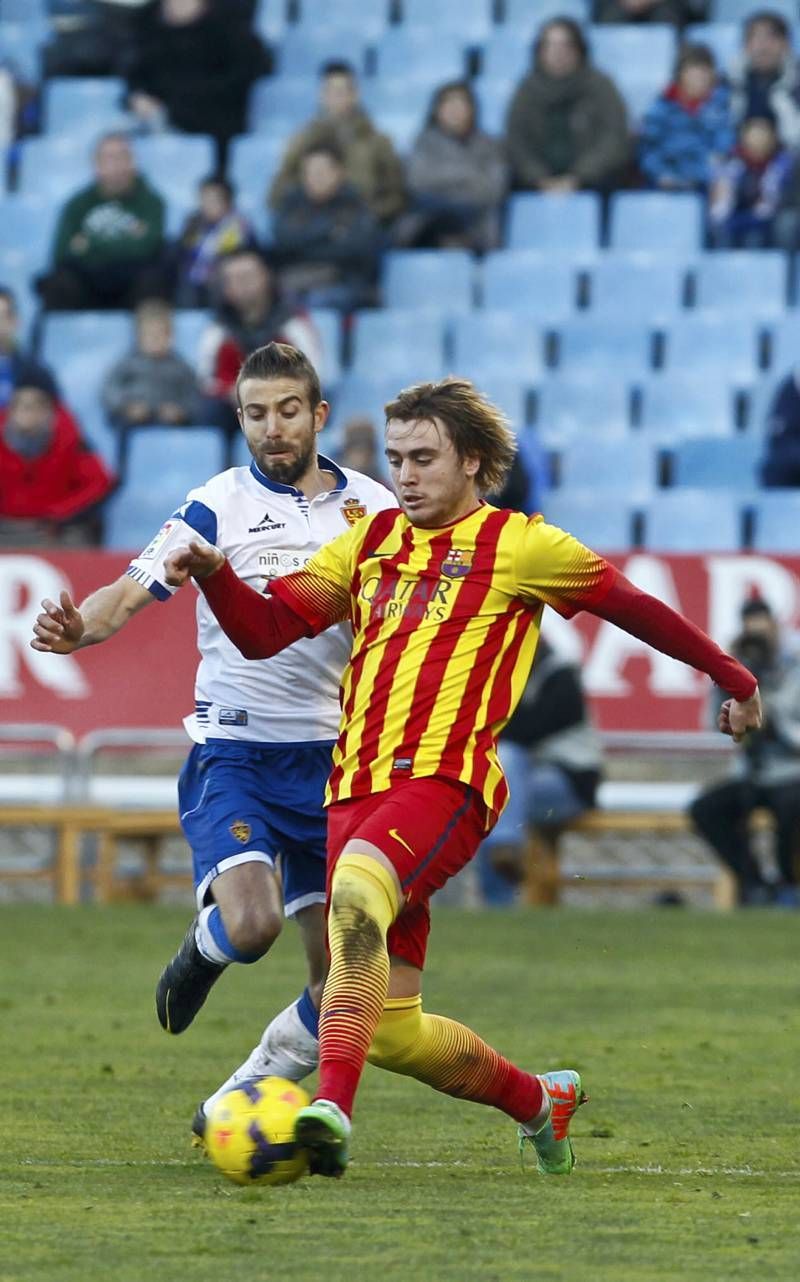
<box><xmin>224</xmin><ymin>902</ymin><xmax>282</xmax><ymax>957</ymax></box>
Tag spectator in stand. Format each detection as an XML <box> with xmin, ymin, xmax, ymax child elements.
<box><xmin>593</xmin><ymin>0</ymin><xmax>686</xmax><ymax>23</ymax></box>
<box><xmin>639</xmin><ymin>45</ymin><xmax>735</xmax><ymax>191</ymax></box>
<box><xmin>729</xmin><ymin>11</ymin><xmax>800</xmax><ymax>148</ymax></box>
<box><xmin>709</xmin><ymin>112</ymin><xmax>793</xmax><ymax>247</ymax></box>
<box><xmin>175</xmin><ymin>175</ymin><xmax>256</xmax><ymax>307</ymax></box>
<box><xmin>270</xmin><ymin>61</ymin><xmax>406</xmax><ymax>227</ymax></box>
<box><xmin>339</xmin><ymin>416</ymin><xmax>386</xmax><ymax>484</ymax></box>
<box><xmin>40</xmin><ymin>133</ymin><xmax>168</xmax><ymax>311</ymax></box>
<box><xmin>477</xmin><ymin>636</ymin><xmax>603</xmax><ymax>906</ymax></box>
<box><xmin>124</xmin><ymin>0</ymin><xmax>269</xmax><ymax>166</ymax></box>
<box><xmin>690</xmin><ymin>596</ymin><xmax>800</xmax><ymax>907</ymax></box>
<box><xmin>400</xmin><ymin>80</ymin><xmax>508</xmax><ymax>252</ymax></box>
<box><xmin>760</xmin><ymin>365</ymin><xmax>800</xmax><ymax>487</ymax></box>
<box><xmin>102</xmin><ymin>298</ymin><xmax>201</xmax><ymax>432</ymax></box>
<box><xmin>0</xmin><ymin>288</ymin><xmax>59</xmax><ymax>411</ymax></box>
<box><xmin>272</xmin><ymin>142</ymin><xmax>381</xmax><ymax>312</ymax></box>
<box><xmin>0</xmin><ymin>370</ymin><xmax>115</xmax><ymax>548</ymax></box>
<box><xmin>198</xmin><ymin>248</ymin><xmax>321</xmax><ymax>442</ymax></box>
<box><xmin>506</xmin><ymin>18</ymin><xmax>629</xmax><ymax>193</ymax></box>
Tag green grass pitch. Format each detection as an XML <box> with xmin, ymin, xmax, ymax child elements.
<box><xmin>2</xmin><ymin>905</ymin><xmax>798</xmax><ymax>1282</ymax></box>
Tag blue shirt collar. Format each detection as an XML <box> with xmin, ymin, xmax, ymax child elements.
<box><xmin>249</xmin><ymin>454</ymin><xmax>347</xmax><ymax>496</ymax></box>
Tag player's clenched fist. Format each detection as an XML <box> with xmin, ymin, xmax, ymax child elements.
<box><xmin>718</xmin><ymin>689</ymin><xmax>763</xmax><ymax>742</ymax></box>
<box><xmin>30</xmin><ymin>591</ymin><xmax>85</xmax><ymax>654</ymax></box>
<box><xmin>164</xmin><ymin>540</ymin><xmax>225</xmax><ymax>587</ymax></box>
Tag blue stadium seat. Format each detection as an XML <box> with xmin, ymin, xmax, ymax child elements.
<box><xmin>473</xmin><ymin>77</ymin><xmax>515</xmax><ymax>135</ymax></box>
<box><xmin>555</xmin><ymin>318</ymin><xmax>654</xmax><ymax>380</ymax></box>
<box><xmin>557</xmin><ymin>437</ymin><xmax>656</xmax><ymax>496</ymax></box>
<box><xmin>450</xmin><ymin>312</ymin><xmax>546</xmax><ymax>382</ymax></box>
<box><xmin>481</xmin><ymin>30</ymin><xmax>532</xmax><ymax>85</ymax></box>
<box><xmin>17</xmin><ymin>135</ymin><xmax>94</xmax><ymax>201</ymax></box>
<box><xmin>642</xmin><ymin>490</ymin><xmax>743</xmax><ymax>551</ymax></box>
<box><xmin>711</xmin><ymin>0</ymin><xmax>796</xmax><ymax>22</ymax></box>
<box><xmin>684</xmin><ymin>23</ymin><xmax>740</xmax><ymax>75</ymax></box>
<box><xmin>751</xmin><ymin>492</ymin><xmax>800</xmax><ymax>552</ymax></box>
<box><xmin>0</xmin><ymin>22</ymin><xmax>46</xmax><ymax>83</ymax></box>
<box><xmin>381</xmin><ymin>250</ymin><xmax>475</xmax><ymax>310</ymax></box>
<box><xmin>477</xmin><ymin>376</ymin><xmax>532</xmax><ymax>430</ymax></box>
<box><xmin>401</xmin><ymin>0</ymin><xmax>493</xmax><ymax>41</ymax></box>
<box><xmin>616</xmin><ymin>77</ymin><xmax>663</xmax><ymax>129</ymax></box>
<box><xmin>506</xmin><ymin>192</ymin><xmax>601</xmax><ymax>254</ymax></box>
<box><xmin>669</xmin><ymin>436</ymin><xmax>760</xmax><ymax>489</ymax></box>
<box><xmin>1</xmin><ymin>0</ymin><xmax>47</xmax><ymax>19</ymax></box>
<box><xmin>766</xmin><ymin>313</ymin><xmax>800</xmax><ymax>373</ymax></box>
<box><xmin>253</xmin><ymin>0</ymin><xmax>287</xmax><ymax>41</ymax></box>
<box><xmin>278</xmin><ymin>27</ymin><xmax>371</xmax><ymax>77</ymax></box>
<box><xmin>608</xmin><ymin>192</ymin><xmax>705</xmax><ymax>253</ymax></box>
<box><xmin>540</xmin><ymin>491</ymin><xmax>634</xmax><ymax>549</ymax></box>
<box><xmin>294</xmin><ymin>0</ymin><xmax>389</xmax><ymax>39</ymax></box>
<box><xmin>589</xmin><ymin>24</ymin><xmax>677</xmax><ymax>91</ymax></box>
<box><xmin>0</xmin><ymin>195</ymin><xmax>58</xmax><ymax>272</ymax></box>
<box><xmin>329</xmin><ymin>376</ymin><xmax>401</xmax><ymax>440</ymax></box>
<box><xmin>308</xmin><ymin>308</ymin><xmax>343</xmax><ymax>386</ymax></box>
<box><xmin>134</xmin><ymin>136</ymin><xmax>217</xmax><ymax>206</ymax></box>
<box><xmin>481</xmin><ymin>251</ymin><xmax>578</xmax><ymax>319</ymax></box>
<box><xmin>350</xmin><ymin>311</ymin><xmax>447</xmax><ymax>382</ymax></box>
<box><xmin>536</xmin><ymin>379</ymin><xmax>631</xmax><ymax>442</ymax></box>
<box><xmin>228</xmin><ymin>133</ymin><xmax>285</xmax><ymax>213</ymax></box>
<box><xmin>662</xmin><ymin>315</ymin><xmax>760</xmax><ymax>380</ymax></box>
<box><xmin>0</xmin><ymin>249</ymin><xmax>38</xmax><ymax>343</ymax></box>
<box><xmin>587</xmin><ymin>253</ymin><xmax>687</xmax><ymax>321</ymax></box>
<box><xmin>247</xmin><ymin>77</ymin><xmax>316</xmax><ymax>133</ymax></box>
<box><xmin>171</xmin><ymin>311</ymin><xmax>210</xmax><ymax>370</ymax></box>
<box><xmin>42</xmin><ymin>78</ymin><xmax>128</xmax><ymax>137</ymax></box>
<box><xmin>693</xmin><ymin>251</ymin><xmax>788</xmax><ymax>319</ymax></box>
<box><xmin>374</xmin><ymin>28</ymin><xmax>468</xmax><ymax>85</ymax></box>
<box><xmin>503</xmin><ymin>0</ymin><xmax>590</xmax><ymax>36</ymax></box>
<box><xmin>105</xmin><ymin>428</ymin><xmax>227</xmax><ymax>548</ymax></box>
<box><xmin>369</xmin><ymin>109</ymin><xmax>421</xmax><ymax>154</ymax></box>
<box><xmin>41</xmin><ymin>310</ymin><xmax>133</xmax><ymax>372</ymax></box>
<box><xmin>639</xmin><ymin>376</ymin><xmax>739</xmax><ymax>440</ymax></box>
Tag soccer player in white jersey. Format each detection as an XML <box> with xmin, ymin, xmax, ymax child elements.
<box><xmin>31</xmin><ymin>342</ymin><xmax>394</xmax><ymax>1129</ymax></box>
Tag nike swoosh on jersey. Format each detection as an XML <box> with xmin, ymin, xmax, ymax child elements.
<box><xmin>388</xmin><ymin>828</ymin><xmax>416</xmax><ymax>857</ymax></box>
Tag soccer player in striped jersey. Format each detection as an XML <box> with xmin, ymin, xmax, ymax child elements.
<box><xmin>164</xmin><ymin>377</ymin><xmax>762</xmax><ymax>1178</ymax></box>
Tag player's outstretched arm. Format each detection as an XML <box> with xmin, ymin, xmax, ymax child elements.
<box><xmin>30</xmin><ymin>576</ymin><xmax>154</xmax><ymax>654</ymax></box>
<box><xmin>165</xmin><ymin>543</ymin><xmax>315</xmax><ymax>660</ymax></box>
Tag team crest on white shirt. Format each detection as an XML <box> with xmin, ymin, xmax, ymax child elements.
<box><xmin>341</xmin><ymin>497</ymin><xmax>367</xmax><ymax>526</ymax></box>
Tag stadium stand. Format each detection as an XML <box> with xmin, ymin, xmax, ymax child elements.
<box><xmin>642</xmin><ymin>490</ymin><xmax>744</xmax><ymax>551</ymax></box>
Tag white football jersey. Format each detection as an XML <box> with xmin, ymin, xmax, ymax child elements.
<box><xmin>127</xmin><ymin>456</ymin><xmax>396</xmax><ymax>744</ymax></box>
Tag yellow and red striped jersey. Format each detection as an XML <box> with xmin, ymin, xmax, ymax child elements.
<box><xmin>270</xmin><ymin>503</ymin><xmax>614</xmax><ymax>818</ymax></box>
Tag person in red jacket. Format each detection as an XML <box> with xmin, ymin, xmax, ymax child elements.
<box><xmin>0</xmin><ymin>371</ymin><xmax>115</xmax><ymax>546</ymax></box>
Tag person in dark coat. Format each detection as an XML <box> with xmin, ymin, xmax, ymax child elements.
<box><xmin>760</xmin><ymin>365</ymin><xmax>800</xmax><ymax>486</ymax></box>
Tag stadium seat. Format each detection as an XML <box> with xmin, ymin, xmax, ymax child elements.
<box><xmin>661</xmin><ymin>315</ymin><xmax>760</xmax><ymax>380</ymax></box>
<box><xmin>0</xmin><ymin>22</ymin><xmax>46</xmax><ymax>83</ymax></box>
<box><xmin>586</xmin><ymin>253</ymin><xmax>688</xmax><ymax>322</ymax></box>
<box><xmin>42</xmin><ymin>78</ymin><xmax>128</xmax><ymax>137</ymax></box>
<box><xmin>473</xmin><ymin>78</ymin><xmax>516</xmax><ymax>136</ymax></box>
<box><xmin>481</xmin><ymin>30</ymin><xmax>532</xmax><ymax>86</ymax></box>
<box><xmin>247</xmin><ymin>76</ymin><xmax>315</xmax><ymax>134</ymax></box>
<box><xmin>277</xmin><ymin>27</ymin><xmax>371</xmax><ymax>77</ymax></box>
<box><xmin>642</xmin><ymin>490</ymin><xmax>743</xmax><ymax>551</ymax></box>
<box><xmin>615</xmin><ymin>77</ymin><xmax>664</xmax><ymax>129</ymax></box>
<box><xmin>41</xmin><ymin>310</ymin><xmax>133</xmax><ymax>372</ymax></box>
<box><xmin>669</xmin><ymin>436</ymin><xmax>761</xmax><ymax>489</ymax></box>
<box><xmin>481</xmin><ymin>251</ymin><xmax>578</xmax><ymax>319</ymax></box>
<box><xmin>329</xmin><ymin>376</ymin><xmax>401</xmax><ymax>440</ymax></box>
<box><xmin>506</xmin><ymin>192</ymin><xmax>601</xmax><ymax>254</ymax></box>
<box><xmin>608</xmin><ymin>192</ymin><xmax>705</xmax><ymax>253</ymax></box>
<box><xmin>0</xmin><ymin>195</ymin><xmax>58</xmax><ymax>272</ymax></box>
<box><xmin>711</xmin><ymin>0</ymin><xmax>796</xmax><ymax>22</ymax></box>
<box><xmin>540</xmin><ymin>491</ymin><xmax>634</xmax><ymax>549</ymax></box>
<box><xmin>369</xmin><ymin>109</ymin><xmax>421</xmax><ymax>154</ymax></box>
<box><xmin>228</xmin><ymin>133</ymin><xmax>285</xmax><ymax>215</ymax></box>
<box><xmin>350</xmin><ymin>311</ymin><xmax>447</xmax><ymax>382</ymax></box>
<box><xmin>476</xmin><ymin>376</ymin><xmax>532</xmax><ymax>430</ymax></box>
<box><xmin>536</xmin><ymin>379</ymin><xmax>631</xmax><ymax>442</ymax></box>
<box><xmin>400</xmin><ymin>0</ymin><xmax>493</xmax><ymax>41</ymax></box>
<box><xmin>293</xmin><ymin>0</ymin><xmax>390</xmax><ymax>39</ymax></box>
<box><xmin>555</xmin><ymin>318</ymin><xmax>654</xmax><ymax>380</ymax></box>
<box><xmin>0</xmin><ymin>249</ymin><xmax>38</xmax><ymax>343</ymax></box>
<box><xmin>252</xmin><ymin>0</ymin><xmax>287</xmax><ymax>41</ymax></box>
<box><xmin>381</xmin><ymin>250</ymin><xmax>475</xmax><ymax>311</ymax></box>
<box><xmin>17</xmin><ymin>135</ymin><xmax>93</xmax><ymax>202</ymax></box>
<box><xmin>106</xmin><ymin>426</ymin><xmax>228</xmax><ymax>545</ymax></box>
<box><xmin>503</xmin><ymin>0</ymin><xmax>590</xmax><ymax>36</ymax></box>
<box><xmin>693</xmin><ymin>251</ymin><xmax>787</xmax><ymax>319</ymax></box>
<box><xmin>171</xmin><ymin>311</ymin><xmax>209</xmax><ymax>370</ymax></box>
<box><xmin>374</xmin><ymin>28</ymin><xmax>468</xmax><ymax>86</ymax></box>
<box><xmin>766</xmin><ymin>313</ymin><xmax>800</xmax><ymax>374</ymax></box>
<box><xmin>684</xmin><ymin>23</ymin><xmax>740</xmax><ymax>75</ymax></box>
<box><xmin>134</xmin><ymin>136</ymin><xmax>217</xmax><ymax>206</ymax></box>
<box><xmin>557</xmin><ymin>437</ymin><xmax>657</xmax><ymax>497</ymax></box>
<box><xmin>751</xmin><ymin>492</ymin><xmax>800</xmax><ymax>552</ymax></box>
<box><xmin>450</xmin><ymin>312</ymin><xmax>546</xmax><ymax>382</ymax></box>
<box><xmin>308</xmin><ymin>308</ymin><xmax>343</xmax><ymax>385</ymax></box>
<box><xmin>638</xmin><ymin>375</ymin><xmax>739</xmax><ymax>439</ymax></box>
<box><xmin>589</xmin><ymin>24</ymin><xmax>677</xmax><ymax>91</ymax></box>
<box><xmin>1</xmin><ymin>0</ymin><xmax>47</xmax><ymax>19</ymax></box>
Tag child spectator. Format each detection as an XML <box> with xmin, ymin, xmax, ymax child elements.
<box><xmin>709</xmin><ymin>112</ymin><xmax>793</xmax><ymax>247</ymax></box>
<box><xmin>639</xmin><ymin>45</ymin><xmax>734</xmax><ymax>191</ymax></box>
<box><xmin>401</xmin><ymin>80</ymin><xmax>508</xmax><ymax>251</ymax></box>
<box><xmin>175</xmin><ymin>176</ymin><xmax>255</xmax><ymax>307</ymax></box>
<box><xmin>729</xmin><ymin>11</ymin><xmax>800</xmax><ymax>147</ymax></box>
<box><xmin>272</xmin><ymin>142</ymin><xmax>381</xmax><ymax>311</ymax></box>
<box><xmin>0</xmin><ymin>287</ymin><xmax>59</xmax><ymax>411</ymax></box>
<box><xmin>0</xmin><ymin>371</ymin><xmax>115</xmax><ymax>547</ymax></box>
<box><xmin>102</xmin><ymin>299</ymin><xmax>201</xmax><ymax>430</ymax></box>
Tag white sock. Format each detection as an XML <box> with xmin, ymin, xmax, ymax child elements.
<box><xmin>203</xmin><ymin>996</ymin><xmax>319</xmax><ymax>1115</ymax></box>
<box><xmin>519</xmin><ymin>1080</ymin><xmax>553</xmax><ymax>1137</ymax></box>
<box><xmin>194</xmin><ymin>905</ymin><xmax>231</xmax><ymax>967</ymax></box>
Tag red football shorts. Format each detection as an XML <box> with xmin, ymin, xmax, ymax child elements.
<box><xmin>325</xmin><ymin>776</ymin><xmax>490</xmax><ymax>970</ymax></box>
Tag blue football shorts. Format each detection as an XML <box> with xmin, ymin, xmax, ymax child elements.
<box><xmin>178</xmin><ymin>739</ymin><xmax>334</xmax><ymax>917</ymax></box>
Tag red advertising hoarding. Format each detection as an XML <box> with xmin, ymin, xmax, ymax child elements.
<box><xmin>2</xmin><ymin>549</ymin><xmax>799</xmax><ymax>737</ymax></box>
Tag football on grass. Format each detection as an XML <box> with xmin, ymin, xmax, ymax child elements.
<box><xmin>205</xmin><ymin>1077</ymin><xmax>310</xmax><ymax>1186</ymax></box>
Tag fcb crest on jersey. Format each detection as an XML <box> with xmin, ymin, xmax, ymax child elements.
<box><xmin>441</xmin><ymin>547</ymin><xmax>474</xmax><ymax>578</ymax></box>
<box><xmin>341</xmin><ymin>497</ymin><xmax>367</xmax><ymax>526</ymax></box>
<box><xmin>230</xmin><ymin>821</ymin><xmax>252</xmax><ymax>844</ymax></box>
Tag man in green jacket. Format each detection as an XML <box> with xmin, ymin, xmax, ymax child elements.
<box><xmin>41</xmin><ymin>132</ymin><xmax>169</xmax><ymax>311</ymax></box>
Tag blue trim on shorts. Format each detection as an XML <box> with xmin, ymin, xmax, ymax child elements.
<box><xmin>400</xmin><ymin>786</ymin><xmax>473</xmax><ymax>893</ymax></box>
